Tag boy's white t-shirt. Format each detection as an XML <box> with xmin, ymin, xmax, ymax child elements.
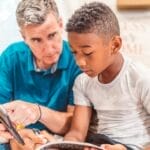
<box><xmin>73</xmin><ymin>55</ymin><xmax>150</xmax><ymax>149</ymax></box>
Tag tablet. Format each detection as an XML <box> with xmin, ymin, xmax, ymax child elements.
<box><xmin>0</xmin><ymin>105</ymin><xmax>24</xmax><ymax>145</ymax></box>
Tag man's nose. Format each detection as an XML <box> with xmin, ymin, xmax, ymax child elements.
<box><xmin>42</xmin><ymin>41</ymin><xmax>54</xmax><ymax>53</ymax></box>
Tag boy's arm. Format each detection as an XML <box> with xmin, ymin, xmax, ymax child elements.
<box><xmin>64</xmin><ymin>105</ymin><xmax>92</xmax><ymax>142</ymax></box>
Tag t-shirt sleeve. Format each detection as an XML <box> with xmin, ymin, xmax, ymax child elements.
<box><xmin>73</xmin><ymin>74</ymin><xmax>92</xmax><ymax>106</ymax></box>
<box><xmin>138</xmin><ymin>77</ymin><xmax>150</xmax><ymax>114</ymax></box>
<box><xmin>67</xmin><ymin>62</ymin><xmax>81</xmax><ymax>106</ymax></box>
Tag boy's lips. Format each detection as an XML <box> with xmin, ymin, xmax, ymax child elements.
<box><xmin>82</xmin><ymin>69</ymin><xmax>92</xmax><ymax>74</ymax></box>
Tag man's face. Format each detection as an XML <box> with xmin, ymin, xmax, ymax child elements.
<box><xmin>68</xmin><ymin>32</ymin><xmax>113</xmax><ymax>77</ymax></box>
<box><xmin>21</xmin><ymin>13</ymin><xmax>63</xmax><ymax>69</ymax></box>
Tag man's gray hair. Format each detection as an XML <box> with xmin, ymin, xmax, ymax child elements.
<box><xmin>66</xmin><ymin>2</ymin><xmax>120</xmax><ymax>39</ymax></box>
<box><xmin>16</xmin><ymin>0</ymin><xmax>59</xmax><ymax>27</ymax></box>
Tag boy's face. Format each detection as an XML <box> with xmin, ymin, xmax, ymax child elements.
<box><xmin>68</xmin><ymin>32</ymin><xmax>114</xmax><ymax>77</ymax></box>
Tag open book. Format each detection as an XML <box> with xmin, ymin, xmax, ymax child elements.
<box><xmin>36</xmin><ymin>140</ymin><xmax>104</xmax><ymax>150</ymax></box>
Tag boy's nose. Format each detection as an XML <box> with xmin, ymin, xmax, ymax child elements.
<box><xmin>77</xmin><ymin>58</ymin><xmax>86</xmax><ymax>68</ymax></box>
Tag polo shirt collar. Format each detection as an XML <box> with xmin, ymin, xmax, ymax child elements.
<box><xmin>27</xmin><ymin>41</ymin><xmax>69</xmax><ymax>74</ymax></box>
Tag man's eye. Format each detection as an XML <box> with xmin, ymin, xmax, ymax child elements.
<box><xmin>32</xmin><ymin>39</ymin><xmax>41</xmax><ymax>43</ymax></box>
<box><xmin>48</xmin><ymin>32</ymin><xmax>57</xmax><ymax>39</ymax></box>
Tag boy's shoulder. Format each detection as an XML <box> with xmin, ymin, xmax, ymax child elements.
<box><xmin>124</xmin><ymin>56</ymin><xmax>150</xmax><ymax>87</ymax></box>
<box><xmin>127</xmin><ymin>57</ymin><xmax>150</xmax><ymax>77</ymax></box>
<box><xmin>75</xmin><ymin>73</ymin><xmax>96</xmax><ymax>86</ymax></box>
<box><xmin>76</xmin><ymin>73</ymin><xmax>91</xmax><ymax>80</ymax></box>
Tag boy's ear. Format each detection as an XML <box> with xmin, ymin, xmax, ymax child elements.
<box><xmin>111</xmin><ymin>35</ymin><xmax>122</xmax><ymax>54</ymax></box>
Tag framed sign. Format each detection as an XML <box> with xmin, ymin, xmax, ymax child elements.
<box><xmin>117</xmin><ymin>0</ymin><xmax>150</xmax><ymax>9</ymax></box>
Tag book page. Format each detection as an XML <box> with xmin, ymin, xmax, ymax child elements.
<box><xmin>37</xmin><ymin>141</ymin><xmax>104</xmax><ymax>150</ymax></box>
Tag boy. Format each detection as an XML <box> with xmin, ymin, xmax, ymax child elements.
<box><xmin>64</xmin><ymin>2</ymin><xmax>150</xmax><ymax>150</ymax></box>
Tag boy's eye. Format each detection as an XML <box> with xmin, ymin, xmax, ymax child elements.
<box><xmin>71</xmin><ymin>50</ymin><xmax>77</xmax><ymax>55</ymax></box>
<box><xmin>84</xmin><ymin>52</ymin><xmax>93</xmax><ymax>56</ymax></box>
<box><xmin>72</xmin><ymin>52</ymin><xmax>77</xmax><ymax>56</ymax></box>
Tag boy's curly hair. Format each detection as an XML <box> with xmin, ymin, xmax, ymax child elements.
<box><xmin>66</xmin><ymin>2</ymin><xmax>120</xmax><ymax>39</ymax></box>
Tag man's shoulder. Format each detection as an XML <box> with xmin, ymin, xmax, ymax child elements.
<box><xmin>58</xmin><ymin>40</ymin><xmax>77</xmax><ymax>69</ymax></box>
<box><xmin>0</xmin><ymin>41</ymin><xmax>31</xmax><ymax>65</ymax></box>
<box><xmin>62</xmin><ymin>40</ymin><xmax>71</xmax><ymax>54</ymax></box>
<box><xmin>2</xmin><ymin>41</ymin><xmax>29</xmax><ymax>56</ymax></box>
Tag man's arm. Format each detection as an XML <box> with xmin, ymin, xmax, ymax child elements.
<box><xmin>64</xmin><ymin>105</ymin><xmax>92</xmax><ymax>141</ymax></box>
<box><xmin>3</xmin><ymin>101</ymin><xmax>74</xmax><ymax>135</ymax></box>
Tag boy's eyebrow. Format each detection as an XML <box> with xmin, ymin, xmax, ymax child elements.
<box><xmin>79</xmin><ymin>45</ymin><xmax>91</xmax><ymax>48</ymax></box>
<box><xmin>70</xmin><ymin>44</ymin><xmax>91</xmax><ymax>49</ymax></box>
<box><xmin>69</xmin><ymin>44</ymin><xmax>92</xmax><ymax>53</ymax></box>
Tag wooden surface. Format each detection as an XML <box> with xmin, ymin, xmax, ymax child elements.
<box><xmin>117</xmin><ymin>0</ymin><xmax>150</xmax><ymax>9</ymax></box>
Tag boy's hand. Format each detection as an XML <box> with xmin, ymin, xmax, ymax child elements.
<box><xmin>144</xmin><ymin>145</ymin><xmax>150</xmax><ymax>150</ymax></box>
<box><xmin>10</xmin><ymin>129</ymin><xmax>43</xmax><ymax>150</ymax></box>
<box><xmin>101</xmin><ymin>144</ymin><xmax>127</xmax><ymax>150</ymax></box>
<box><xmin>0</xmin><ymin>123</ymin><xmax>13</xmax><ymax>143</ymax></box>
<box><xmin>84</xmin><ymin>144</ymin><xmax>127</xmax><ymax>150</ymax></box>
<box><xmin>10</xmin><ymin>128</ymin><xmax>56</xmax><ymax>150</ymax></box>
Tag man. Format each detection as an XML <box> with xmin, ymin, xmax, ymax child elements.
<box><xmin>0</xmin><ymin>0</ymin><xmax>81</xmax><ymax>149</ymax></box>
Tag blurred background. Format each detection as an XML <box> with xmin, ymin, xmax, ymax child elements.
<box><xmin>0</xmin><ymin>0</ymin><xmax>150</xmax><ymax>66</ymax></box>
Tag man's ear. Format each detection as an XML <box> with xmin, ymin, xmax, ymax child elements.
<box><xmin>58</xmin><ymin>17</ymin><xmax>63</xmax><ymax>33</ymax></box>
<box><xmin>111</xmin><ymin>35</ymin><xmax>122</xmax><ymax>54</ymax></box>
<box><xmin>19</xmin><ymin>30</ymin><xmax>26</xmax><ymax>40</ymax></box>
<box><xmin>58</xmin><ymin>17</ymin><xmax>63</xmax><ymax>28</ymax></box>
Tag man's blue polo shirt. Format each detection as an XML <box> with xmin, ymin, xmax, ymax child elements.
<box><xmin>0</xmin><ymin>40</ymin><xmax>81</xmax><ymax>130</ymax></box>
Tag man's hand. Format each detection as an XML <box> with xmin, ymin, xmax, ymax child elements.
<box><xmin>10</xmin><ymin>129</ymin><xmax>55</xmax><ymax>150</ymax></box>
<box><xmin>3</xmin><ymin>100</ymin><xmax>41</xmax><ymax>126</ymax></box>
<box><xmin>0</xmin><ymin>123</ymin><xmax>13</xmax><ymax>143</ymax></box>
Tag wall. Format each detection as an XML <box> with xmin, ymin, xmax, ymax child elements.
<box><xmin>0</xmin><ymin>0</ymin><xmax>150</xmax><ymax>66</ymax></box>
